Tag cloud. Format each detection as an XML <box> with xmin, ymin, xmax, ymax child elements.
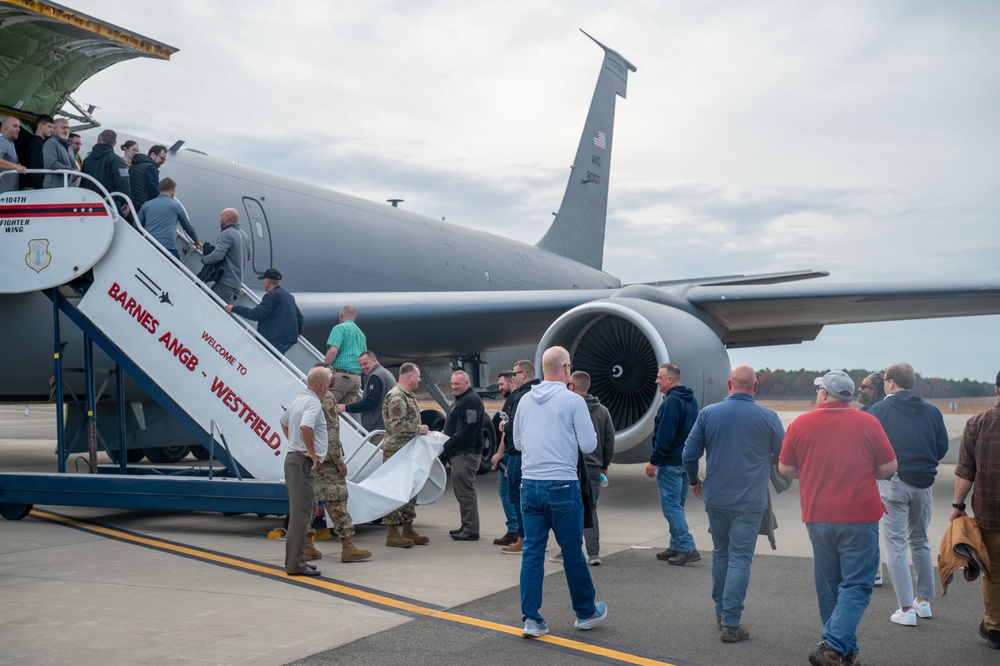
<box><xmin>61</xmin><ymin>1</ymin><xmax>1000</xmax><ymax>380</ymax></box>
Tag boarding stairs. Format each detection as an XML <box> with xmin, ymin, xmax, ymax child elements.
<box><xmin>0</xmin><ymin>171</ymin><xmax>445</xmax><ymax>519</ymax></box>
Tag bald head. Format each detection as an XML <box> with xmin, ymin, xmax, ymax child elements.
<box><xmin>0</xmin><ymin>116</ymin><xmax>20</xmax><ymax>140</ymax></box>
<box><xmin>541</xmin><ymin>346</ymin><xmax>571</xmax><ymax>382</ymax></box>
<box><xmin>728</xmin><ymin>365</ymin><xmax>758</xmax><ymax>395</ymax></box>
<box><xmin>219</xmin><ymin>208</ymin><xmax>239</xmax><ymax>226</ymax></box>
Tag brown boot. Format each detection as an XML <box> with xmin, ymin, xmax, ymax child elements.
<box><xmin>501</xmin><ymin>537</ymin><xmax>524</xmax><ymax>554</ymax></box>
<box><xmin>402</xmin><ymin>521</ymin><xmax>430</xmax><ymax>545</ymax></box>
<box><xmin>340</xmin><ymin>536</ymin><xmax>372</xmax><ymax>562</ymax></box>
<box><xmin>493</xmin><ymin>532</ymin><xmax>518</xmax><ymax>546</ymax></box>
<box><xmin>386</xmin><ymin>524</ymin><xmax>414</xmax><ymax>548</ymax></box>
<box><xmin>304</xmin><ymin>535</ymin><xmax>323</xmax><ymax>560</ymax></box>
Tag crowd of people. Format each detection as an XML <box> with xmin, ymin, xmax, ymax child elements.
<box><xmin>279</xmin><ymin>338</ymin><xmax>1000</xmax><ymax>664</ymax></box>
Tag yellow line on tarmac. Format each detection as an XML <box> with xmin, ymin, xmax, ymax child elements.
<box><xmin>30</xmin><ymin>508</ymin><xmax>676</xmax><ymax>666</ymax></box>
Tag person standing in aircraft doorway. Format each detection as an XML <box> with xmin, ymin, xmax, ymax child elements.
<box><xmin>201</xmin><ymin>207</ymin><xmax>250</xmax><ymax>305</ymax></box>
<box><xmin>323</xmin><ymin>305</ymin><xmax>367</xmax><ymax>405</ymax></box>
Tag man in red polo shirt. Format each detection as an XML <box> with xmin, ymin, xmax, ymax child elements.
<box><xmin>779</xmin><ymin>370</ymin><xmax>897</xmax><ymax>666</ymax></box>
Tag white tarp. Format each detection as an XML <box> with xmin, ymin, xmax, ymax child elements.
<box><xmin>344</xmin><ymin>432</ymin><xmax>447</xmax><ymax>524</ymax></box>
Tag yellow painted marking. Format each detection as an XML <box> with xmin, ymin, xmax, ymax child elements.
<box><xmin>30</xmin><ymin>508</ymin><xmax>675</xmax><ymax>666</ymax></box>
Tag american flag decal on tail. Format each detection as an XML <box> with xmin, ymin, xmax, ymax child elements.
<box><xmin>593</xmin><ymin>131</ymin><xmax>606</xmax><ymax>149</ymax></box>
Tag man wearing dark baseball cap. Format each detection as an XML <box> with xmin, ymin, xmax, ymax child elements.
<box><xmin>225</xmin><ymin>267</ymin><xmax>304</xmax><ymax>354</ymax></box>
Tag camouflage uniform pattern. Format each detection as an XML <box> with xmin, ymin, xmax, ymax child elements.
<box><xmin>381</xmin><ymin>384</ymin><xmax>422</xmax><ymax>525</ymax></box>
<box><xmin>316</xmin><ymin>391</ymin><xmax>354</xmax><ymax>538</ymax></box>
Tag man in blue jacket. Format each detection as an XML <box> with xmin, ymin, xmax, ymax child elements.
<box><xmin>226</xmin><ymin>268</ymin><xmax>303</xmax><ymax>354</ymax></box>
<box><xmin>867</xmin><ymin>362</ymin><xmax>948</xmax><ymax>627</ymax></box>
<box><xmin>683</xmin><ymin>365</ymin><xmax>785</xmax><ymax>643</ymax></box>
<box><xmin>645</xmin><ymin>363</ymin><xmax>700</xmax><ymax>565</ymax></box>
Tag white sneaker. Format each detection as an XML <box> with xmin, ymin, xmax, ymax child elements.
<box><xmin>913</xmin><ymin>599</ymin><xmax>932</xmax><ymax>618</ymax></box>
<box><xmin>588</xmin><ymin>556</ymin><xmax>601</xmax><ymax>566</ymax></box>
<box><xmin>874</xmin><ymin>572</ymin><xmax>882</xmax><ymax>587</ymax></box>
<box><xmin>891</xmin><ymin>608</ymin><xmax>917</xmax><ymax>626</ymax></box>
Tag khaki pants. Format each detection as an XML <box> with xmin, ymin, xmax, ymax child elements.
<box><xmin>982</xmin><ymin>527</ymin><xmax>1000</xmax><ymax>630</ymax></box>
<box><xmin>330</xmin><ymin>371</ymin><xmax>361</xmax><ymax>405</ymax></box>
<box><xmin>284</xmin><ymin>453</ymin><xmax>316</xmax><ymax>574</ymax></box>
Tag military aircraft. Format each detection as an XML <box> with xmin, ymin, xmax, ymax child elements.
<box><xmin>2</xmin><ymin>1</ymin><xmax>999</xmax><ymax>467</ymax></box>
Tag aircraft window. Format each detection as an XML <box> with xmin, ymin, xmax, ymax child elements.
<box><xmin>254</xmin><ymin>219</ymin><xmax>264</xmax><ymax>238</ymax></box>
<box><xmin>485</xmin><ymin>271</ymin><xmax>491</xmax><ymax>282</ymax></box>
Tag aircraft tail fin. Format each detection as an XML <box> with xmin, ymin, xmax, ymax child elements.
<box><xmin>536</xmin><ymin>30</ymin><xmax>636</xmax><ymax>270</ymax></box>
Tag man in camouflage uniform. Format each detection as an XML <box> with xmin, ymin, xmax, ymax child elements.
<box><xmin>381</xmin><ymin>362</ymin><xmax>430</xmax><ymax>548</ymax></box>
<box><xmin>304</xmin><ymin>387</ymin><xmax>373</xmax><ymax>563</ymax></box>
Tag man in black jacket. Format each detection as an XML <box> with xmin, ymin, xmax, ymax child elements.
<box><xmin>339</xmin><ymin>351</ymin><xmax>396</xmax><ymax>435</ymax></box>
<box><xmin>81</xmin><ymin>129</ymin><xmax>131</xmax><ymax>218</ymax></box>
<box><xmin>17</xmin><ymin>114</ymin><xmax>53</xmax><ymax>190</ymax></box>
<box><xmin>444</xmin><ymin>370</ymin><xmax>485</xmax><ymax>541</ymax></box>
<box><xmin>500</xmin><ymin>358</ymin><xmax>541</xmax><ymax>554</ymax></box>
<box><xmin>129</xmin><ymin>144</ymin><xmax>167</xmax><ymax>212</ymax></box>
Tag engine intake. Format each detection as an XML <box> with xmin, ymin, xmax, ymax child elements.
<box><xmin>537</xmin><ymin>297</ymin><xmax>731</xmax><ymax>462</ymax></box>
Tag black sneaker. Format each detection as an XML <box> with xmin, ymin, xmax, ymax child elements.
<box><xmin>808</xmin><ymin>641</ymin><xmax>846</xmax><ymax>666</ymax></box>
<box><xmin>449</xmin><ymin>528</ymin><xmax>463</xmax><ymax>535</ymax></box>
<box><xmin>980</xmin><ymin>620</ymin><xmax>1000</xmax><ymax>649</ymax></box>
<box><xmin>720</xmin><ymin>625</ymin><xmax>749</xmax><ymax>643</ymax></box>
<box><xmin>667</xmin><ymin>549</ymin><xmax>701</xmax><ymax>566</ymax></box>
<box><xmin>655</xmin><ymin>548</ymin><xmax>679</xmax><ymax>561</ymax></box>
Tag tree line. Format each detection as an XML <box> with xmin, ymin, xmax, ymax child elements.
<box><xmin>756</xmin><ymin>368</ymin><xmax>995</xmax><ymax>399</ymax></box>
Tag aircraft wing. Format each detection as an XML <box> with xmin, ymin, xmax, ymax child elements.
<box><xmin>296</xmin><ymin>289</ymin><xmax>615</xmax><ymax>363</ymax></box>
<box><xmin>0</xmin><ymin>1</ymin><xmax>176</xmax><ymax>118</ymax></box>
<box><xmin>687</xmin><ymin>280</ymin><xmax>1000</xmax><ymax>347</ymax></box>
<box><xmin>298</xmin><ymin>279</ymin><xmax>1000</xmax><ymax>360</ymax></box>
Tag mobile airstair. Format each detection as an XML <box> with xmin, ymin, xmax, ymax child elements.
<box><xmin>0</xmin><ymin>171</ymin><xmax>446</xmax><ymax>521</ymax></box>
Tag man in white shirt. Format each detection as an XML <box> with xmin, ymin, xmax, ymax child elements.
<box><xmin>280</xmin><ymin>366</ymin><xmax>332</xmax><ymax>576</ymax></box>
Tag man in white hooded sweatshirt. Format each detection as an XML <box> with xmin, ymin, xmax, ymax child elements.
<box><xmin>514</xmin><ymin>345</ymin><xmax>609</xmax><ymax>638</ymax></box>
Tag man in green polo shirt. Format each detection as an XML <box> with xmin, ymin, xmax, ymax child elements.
<box><xmin>323</xmin><ymin>304</ymin><xmax>367</xmax><ymax>405</ymax></box>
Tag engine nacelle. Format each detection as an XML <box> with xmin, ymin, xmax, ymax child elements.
<box><xmin>536</xmin><ymin>297</ymin><xmax>731</xmax><ymax>463</ymax></box>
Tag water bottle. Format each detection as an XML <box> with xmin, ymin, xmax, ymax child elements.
<box><xmin>599</xmin><ymin>473</ymin><xmax>609</xmax><ymax>488</ymax></box>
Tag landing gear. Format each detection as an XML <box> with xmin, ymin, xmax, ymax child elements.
<box><xmin>144</xmin><ymin>445</ymin><xmax>190</xmax><ymax>464</ymax></box>
<box><xmin>477</xmin><ymin>420</ymin><xmax>497</xmax><ymax>475</ymax></box>
<box><xmin>0</xmin><ymin>503</ymin><xmax>32</xmax><ymax>520</ymax></box>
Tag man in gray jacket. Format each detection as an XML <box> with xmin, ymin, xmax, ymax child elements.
<box><xmin>568</xmin><ymin>371</ymin><xmax>615</xmax><ymax>565</ymax></box>
<box><xmin>201</xmin><ymin>208</ymin><xmax>250</xmax><ymax>304</ymax></box>
<box><xmin>42</xmin><ymin>118</ymin><xmax>77</xmax><ymax>188</ymax></box>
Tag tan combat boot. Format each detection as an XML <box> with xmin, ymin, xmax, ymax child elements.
<box><xmin>341</xmin><ymin>536</ymin><xmax>372</xmax><ymax>562</ymax></box>
<box><xmin>402</xmin><ymin>521</ymin><xmax>430</xmax><ymax>545</ymax></box>
<box><xmin>304</xmin><ymin>534</ymin><xmax>323</xmax><ymax>560</ymax></box>
<box><xmin>386</xmin><ymin>524</ymin><xmax>414</xmax><ymax>548</ymax></box>
<box><xmin>502</xmin><ymin>537</ymin><xmax>524</xmax><ymax>554</ymax></box>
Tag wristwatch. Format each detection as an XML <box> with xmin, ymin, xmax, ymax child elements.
<box><xmin>952</xmin><ymin>502</ymin><xmax>967</xmax><ymax>511</ymax></box>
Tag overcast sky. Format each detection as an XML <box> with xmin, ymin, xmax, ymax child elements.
<box><xmin>68</xmin><ymin>1</ymin><xmax>1000</xmax><ymax>382</ymax></box>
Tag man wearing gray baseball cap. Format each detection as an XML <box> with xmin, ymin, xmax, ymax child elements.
<box><xmin>780</xmin><ymin>369</ymin><xmax>897</xmax><ymax>665</ymax></box>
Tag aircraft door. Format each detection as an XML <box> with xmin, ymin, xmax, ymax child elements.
<box><xmin>241</xmin><ymin>197</ymin><xmax>272</xmax><ymax>275</ymax></box>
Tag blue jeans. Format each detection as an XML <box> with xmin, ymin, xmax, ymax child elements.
<box><xmin>506</xmin><ymin>454</ymin><xmax>524</xmax><ymax>538</ymax></box>
<box><xmin>520</xmin><ymin>479</ymin><xmax>596</xmax><ymax>622</ymax></box>
<box><xmin>706</xmin><ymin>507</ymin><xmax>763</xmax><ymax>627</ymax></box>
<box><xmin>497</xmin><ymin>453</ymin><xmax>518</xmax><ymax>533</ymax></box>
<box><xmin>806</xmin><ymin>522</ymin><xmax>879</xmax><ymax>657</ymax></box>
<box><xmin>656</xmin><ymin>465</ymin><xmax>696</xmax><ymax>551</ymax></box>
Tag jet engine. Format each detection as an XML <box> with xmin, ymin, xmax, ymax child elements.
<box><xmin>536</xmin><ymin>297</ymin><xmax>731</xmax><ymax>463</ymax></box>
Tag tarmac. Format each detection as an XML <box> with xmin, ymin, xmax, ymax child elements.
<box><xmin>1</xmin><ymin>404</ymin><xmax>996</xmax><ymax>665</ymax></box>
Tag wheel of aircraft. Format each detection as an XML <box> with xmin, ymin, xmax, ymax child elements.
<box><xmin>190</xmin><ymin>446</ymin><xmax>211</xmax><ymax>461</ymax></box>
<box><xmin>108</xmin><ymin>448</ymin><xmax>146</xmax><ymax>464</ymax></box>
<box><xmin>0</xmin><ymin>503</ymin><xmax>32</xmax><ymax>521</ymax></box>
<box><xmin>420</xmin><ymin>409</ymin><xmax>446</xmax><ymax>433</ymax></box>
<box><xmin>143</xmin><ymin>445</ymin><xmax>191</xmax><ymax>464</ymax></box>
<box><xmin>477</xmin><ymin>420</ymin><xmax>497</xmax><ymax>476</ymax></box>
